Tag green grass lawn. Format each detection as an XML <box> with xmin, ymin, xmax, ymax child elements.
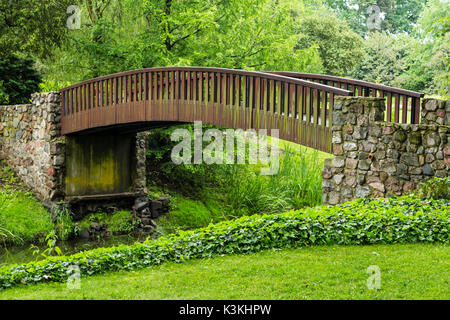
<box><xmin>1</xmin><ymin>244</ymin><xmax>448</xmax><ymax>300</ymax></box>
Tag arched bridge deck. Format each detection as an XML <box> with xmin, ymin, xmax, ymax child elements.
<box><xmin>60</xmin><ymin>67</ymin><xmax>424</xmax><ymax>154</ymax></box>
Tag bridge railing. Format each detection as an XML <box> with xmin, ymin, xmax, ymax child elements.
<box><xmin>267</xmin><ymin>72</ymin><xmax>424</xmax><ymax>124</ymax></box>
<box><xmin>60</xmin><ymin>67</ymin><xmax>353</xmax><ymax>153</ymax></box>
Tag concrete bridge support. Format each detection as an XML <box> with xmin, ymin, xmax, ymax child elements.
<box><xmin>65</xmin><ymin>132</ymin><xmax>147</xmax><ymax>216</ymax></box>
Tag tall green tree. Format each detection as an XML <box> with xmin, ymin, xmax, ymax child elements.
<box><xmin>294</xmin><ymin>9</ymin><xmax>365</xmax><ymax>76</ymax></box>
<box><xmin>350</xmin><ymin>32</ymin><xmax>419</xmax><ymax>86</ymax></box>
<box><xmin>0</xmin><ymin>0</ymin><xmax>72</xmax><ymax>59</ymax></box>
<box><xmin>351</xmin><ymin>0</ymin><xmax>449</xmax><ymax>95</ymax></box>
<box><xmin>398</xmin><ymin>0</ymin><xmax>450</xmax><ymax>96</ymax></box>
<box><xmin>0</xmin><ymin>55</ymin><xmax>42</xmax><ymax>104</ymax></box>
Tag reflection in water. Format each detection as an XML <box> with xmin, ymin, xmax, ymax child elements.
<box><xmin>0</xmin><ymin>233</ymin><xmax>157</xmax><ymax>267</ymax></box>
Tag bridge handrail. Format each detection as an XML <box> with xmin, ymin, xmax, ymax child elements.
<box><xmin>267</xmin><ymin>71</ymin><xmax>424</xmax><ymax>124</ymax></box>
<box><xmin>60</xmin><ymin>67</ymin><xmax>353</xmax><ymax>96</ymax></box>
<box><xmin>60</xmin><ymin>67</ymin><xmax>353</xmax><ymax>152</ymax></box>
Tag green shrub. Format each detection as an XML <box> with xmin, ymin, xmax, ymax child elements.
<box><xmin>0</xmin><ymin>196</ymin><xmax>448</xmax><ymax>291</ymax></box>
<box><xmin>0</xmin><ymin>55</ymin><xmax>42</xmax><ymax>105</ymax></box>
<box><xmin>413</xmin><ymin>177</ymin><xmax>450</xmax><ymax>200</ymax></box>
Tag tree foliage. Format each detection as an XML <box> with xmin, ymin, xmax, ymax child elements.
<box><xmin>350</xmin><ymin>32</ymin><xmax>419</xmax><ymax>86</ymax></box>
<box><xmin>350</xmin><ymin>0</ymin><xmax>449</xmax><ymax>96</ymax></box>
<box><xmin>0</xmin><ymin>55</ymin><xmax>42</xmax><ymax>105</ymax></box>
<box><xmin>0</xmin><ymin>0</ymin><xmax>446</xmax><ymax>98</ymax></box>
<box><xmin>295</xmin><ymin>9</ymin><xmax>365</xmax><ymax>75</ymax></box>
<box><xmin>323</xmin><ymin>0</ymin><xmax>428</xmax><ymax>35</ymax></box>
<box><xmin>0</xmin><ymin>0</ymin><xmax>72</xmax><ymax>59</ymax></box>
<box><xmin>43</xmin><ymin>0</ymin><xmax>326</xmax><ymax>85</ymax></box>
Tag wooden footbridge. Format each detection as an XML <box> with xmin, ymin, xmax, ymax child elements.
<box><xmin>60</xmin><ymin>67</ymin><xmax>423</xmax><ymax>154</ymax></box>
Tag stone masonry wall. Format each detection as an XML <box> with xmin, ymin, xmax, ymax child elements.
<box><xmin>421</xmin><ymin>98</ymin><xmax>449</xmax><ymax>126</ymax></box>
<box><xmin>0</xmin><ymin>92</ymin><xmax>65</xmax><ymax>206</ymax></box>
<box><xmin>322</xmin><ymin>97</ymin><xmax>449</xmax><ymax>205</ymax></box>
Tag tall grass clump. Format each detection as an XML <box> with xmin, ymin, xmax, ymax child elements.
<box><xmin>223</xmin><ymin>147</ymin><xmax>323</xmax><ymax>217</ymax></box>
<box><xmin>0</xmin><ymin>189</ymin><xmax>54</xmax><ymax>245</ymax></box>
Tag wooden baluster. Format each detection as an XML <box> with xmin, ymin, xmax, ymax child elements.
<box><xmin>276</xmin><ymin>81</ymin><xmax>281</xmax><ymax>114</ymax></box>
<box><xmin>68</xmin><ymin>88</ymin><xmax>71</xmax><ymax>114</ymax></box>
<box><xmin>108</xmin><ymin>78</ymin><xmax>112</xmax><ymax>106</ymax></box>
<box><xmin>143</xmin><ymin>72</ymin><xmax>148</xmax><ymax>101</ymax></box>
<box><xmin>149</xmin><ymin>72</ymin><xmax>153</xmax><ymax>101</ymax></box>
<box><xmin>296</xmin><ymin>85</ymin><xmax>302</xmax><ymax>120</ymax></box>
<box><xmin>262</xmin><ymin>78</ymin><xmax>268</xmax><ymax>111</ymax></box>
<box><xmin>187</xmin><ymin>71</ymin><xmax>191</xmax><ymax>101</ymax></box>
<box><xmin>71</xmin><ymin>88</ymin><xmax>74</xmax><ymax>113</ymax></box>
<box><xmin>90</xmin><ymin>82</ymin><xmax>94</xmax><ymax>109</ymax></box>
<box><xmin>329</xmin><ymin>92</ymin><xmax>334</xmax><ymax>128</ymax></box>
<box><xmin>99</xmin><ymin>80</ymin><xmax>103</xmax><ymax>107</ymax></box>
<box><xmin>126</xmin><ymin>75</ymin><xmax>130</xmax><ymax>103</ymax></box>
<box><xmin>158</xmin><ymin>71</ymin><xmax>164</xmax><ymax>101</ymax></box>
<box><xmin>68</xmin><ymin>89</ymin><xmax>71</xmax><ymax>114</ymax></box>
<box><xmin>100</xmin><ymin>81</ymin><xmax>103</xmax><ymax>107</ymax></box>
<box><xmin>386</xmin><ymin>92</ymin><xmax>392</xmax><ymax>122</ymax></box>
<box><xmin>269</xmin><ymin>80</ymin><xmax>275</xmax><ymax>115</ymax></box>
<box><xmin>182</xmin><ymin>70</ymin><xmax>185</xmax><ymax>100</ymax></box>
<box><xmin>226</xmin><ymin>73</ymin><xmax>230</xmax><ymax>107</ymax></box>
<box><xmin>235</xmin><ymin>74</ymin><xmax>240</xmax><ymax>107</ymax></box>
<box><xmin>138</xmin><ymin>73</ymin><xmax>142</xmax><ymax>101</ymax></box>
<box><xmin>82</xmin><ymin>84</ymin><xmax>86</xmax><ymax>111</ymax></box>
<box><xmin>255</xmin><ymin>77</ymin><xmax>260</xmax><ymax>111</ymax></box>
<box><xmin>402</xmin><ymin>95</ymin><xmax>408</xmax><ymax>124</ymax></box>
<box><xmin>73</xmin><ymin>86</ymin><xmax>77</xmax><ymax>113</ymax></box>
<box><xmin>394</xmin><ymin>94</ymin><xmax>400</xmax><ymax>123</ymax></box>
<box><xmin>193</xmin><ymin>72</ymin><xmax>197</xmax><ymax>102</ymax></box>
<box><xmin>133</xmin><ymin>74</ymin><xmax>137</xmax><ymax>102</ymax></box>
<box><xmin>74</xmin><ymin>87</ymin><xmax>78</xmax><ymax>113</ymax></box>
<box><xmin>117</xmin><ymin>77</ymin><xmax>121</xmax><ymax>105</ymax></box>
<box><xmin>247</xmin><ymin>76</ymin><xmax>253</xmax><ymax>110</ymax></box>
<box><xmin>93</xmin><ymin>82</ymin><xmax>96</xmax><ymax>108</ymax></box>
<box><xmin>316</xmin><ymin>87</ymin><xmax>321</xmax><ymax>123</ymax></box>
<box><xmin>288</xmin><ymin>84</ymin><xmax>294</xmax><ymax>118</ymax></box>
<box><xmin>91</xmin><ymin>82</ymin><xmax>95</xmax><ymax>108</ymax></box>
<box><xmin>199</xmin><ymin>71</ymin><xmax>204</xmax><ymax>104</ymax></box>
<box><xmin>312</xmin><ymin>88</ymin><xmax>318</xmax><ymax>124</ymax></box>
<box><xmin>215</xmin><ymin>72</ymin><xmax>220</xmax><ymax>105</ymax></box>
<box><xmin>242</xmin><ymin>75</ymin><xmax>247</xmax><ymax>109</ymax></box>
<box><xmin>71</xmin><ymin>87</ymin><xmax>75</xmax><ymax>113</ymax></box>
<box><xmin>321</xmin><ymin>89</ymin><xmax>327</xmax><ymax>126</ymax></box>
<box><xmin>205</xmin><ymin>72</ymin><xmax>211</xmax><ymax>105</ymax></box>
